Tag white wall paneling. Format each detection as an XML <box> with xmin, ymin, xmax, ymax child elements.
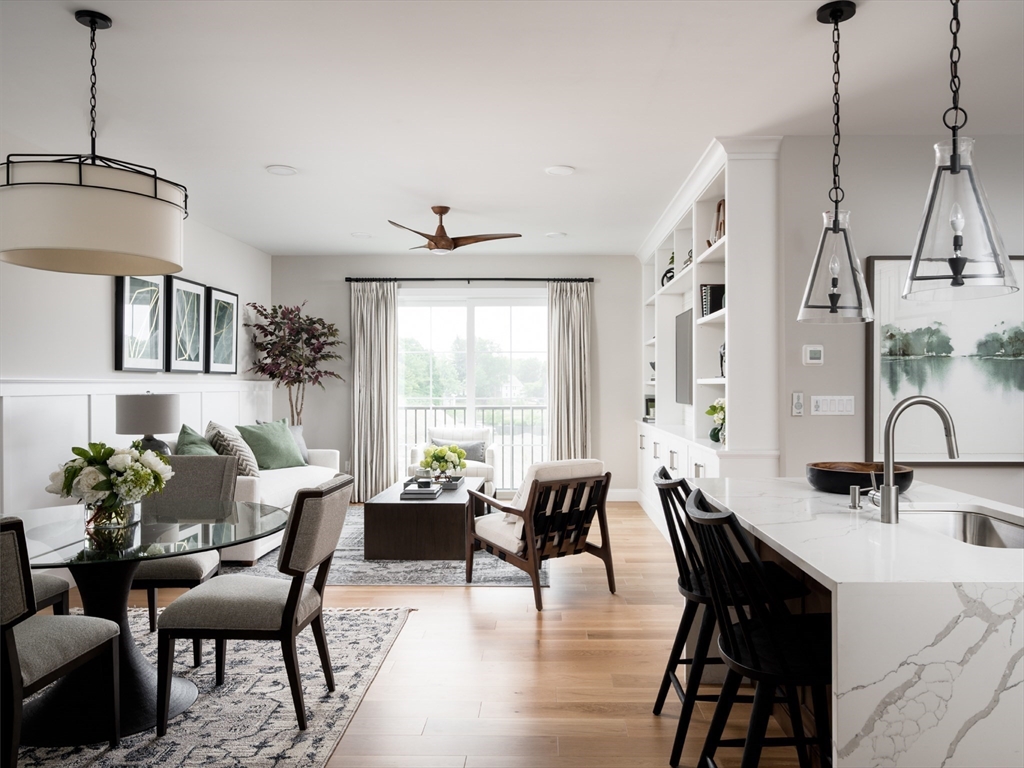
<box><xmin>0</xmin><ymin>379</ymin><xmax>273</xmax><ymax>515</ymax></box>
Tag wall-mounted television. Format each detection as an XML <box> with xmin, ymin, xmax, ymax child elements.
<box><xmin>675</xmin><ymin>309</ymin><xmax>692</xmax><ymax>405</ymax></box>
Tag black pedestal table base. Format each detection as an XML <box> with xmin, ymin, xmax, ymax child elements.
<box><xmin>20</xmin><ymin>559</ymin><xmax>198</xmax><ymax>746</ymax></box>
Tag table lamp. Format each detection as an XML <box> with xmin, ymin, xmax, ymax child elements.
<box><xmin>116</xmin><ymin>393</ymin><xmax>180</xmax><ymax>455</ymax></box>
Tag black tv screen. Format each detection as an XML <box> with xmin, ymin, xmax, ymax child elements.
<box><xmin>675</xmin><ymin>309</ymin><xmax>693</xmax><ymax>405</ymax></box>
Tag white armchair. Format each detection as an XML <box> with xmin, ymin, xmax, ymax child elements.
<box><xmin>408</xmin><ymin>426</ymin><xmax>496</xmax><ymax>495</ymax></box>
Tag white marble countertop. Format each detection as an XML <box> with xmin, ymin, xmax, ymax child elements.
<box><xmin>689</xmin><ymin>477</ymin><xmax>1024</xmax><ymax>588</ymax></box>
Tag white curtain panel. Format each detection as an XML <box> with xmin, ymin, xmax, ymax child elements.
<box><xmin>350</xmin><ymin>281</ymin><xmax>398</xmax><ymax>502</ymax></box>
<box><xmin>548</xmin><ymin>281</ymin><xmax>592</xmax><ymax>460</ymax></box>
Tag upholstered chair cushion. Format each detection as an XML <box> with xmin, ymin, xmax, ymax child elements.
<box><xmin>30</xmin><ymin>572</ymin><xmax>70</xmax><ymax>607</ymax></box>
<box><xmin>13</xmin><ymin>615</ymin><xmax>119</xmax><ymax>686</ymax></box>
<box><xmin>142</xmin><ymin>455</ymin><xmax>239</xmax><ymax>515</ymax></box>
<box><xmin>505</xmin><ymin>459</ymin><xmax>605</xmax><ymax>537</ymax></box>
<box><xmin>157</xmin><ymin>574</ymin><xmax>322</xmax><ymax>632</ymax></box>
<box><xmin>133</xmin><ymin>550</ymin><xmax>220</xmax><ymax>581</ymax></box>
<box><xmin>277</xmin><ymin>475</ymin><xmax>353</xmax><ymax>575</ymax></box>
<box><xmin>475</xmin><ymin>512</ymin><xmax>526</xmax><ymax>555</ymax></box>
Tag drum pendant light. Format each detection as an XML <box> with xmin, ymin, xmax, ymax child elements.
<box><xmin>903</xmin><ymin>0</ymin><xmax>1016</xmax><ymax>300</ymax></box>
<box><xmin>797</xmin><ymin>1</ymin><xmax>873</xmax><ymax>324</ymax></box>
<box><xmin>0</xmin><ymin>10</ymin><xmax>188</xmax><ymax>276</ymax></box>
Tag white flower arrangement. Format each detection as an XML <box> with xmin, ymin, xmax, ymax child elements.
<box><xmin>46</xmin><ymin>441</ymin><xmax>174</xmax><ymax>512</ymax></box>
<box><xmin>419</xmin><ymin>444</ymin><xmax>468</xmax><ymax>478</ymax></box>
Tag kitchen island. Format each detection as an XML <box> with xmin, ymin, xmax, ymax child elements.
<box><xmin>688</xmin><ymin>477</ymin><xmax>1023</xmax><ymax>768</ymax></box>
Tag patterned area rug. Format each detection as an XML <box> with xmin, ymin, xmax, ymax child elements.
<box><xmin>18</xmin><ymin>607</ymin><xmax>409</xmax><ymax>768</ymax></box>
<box><xmin>223</xmin><ymin>505</ymin><xmax>549</xmax><ymax>587</ymax></box>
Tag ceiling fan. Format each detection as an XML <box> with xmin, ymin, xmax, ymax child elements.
<box><xmin>388</xmin><ymin>206</ymin><xmax>521</xmax><ymax>254</ymax></box>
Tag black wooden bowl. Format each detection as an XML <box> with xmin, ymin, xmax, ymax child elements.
<box><xmin>806</xmin><ymin>462</ymin><xmax>914</xmax><ymax>495</ymax></box>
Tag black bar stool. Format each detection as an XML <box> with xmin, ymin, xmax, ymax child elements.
<box><xmin>652</xmin><ymin>468</ymin><xmax>809</xmax><ymax>766</ymax></box>
<box><xmin>684</xmin><ymin>488</ymin><xmax>832</xmax><ymax>768</ymax></box>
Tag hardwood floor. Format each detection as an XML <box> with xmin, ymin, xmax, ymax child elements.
<box><xmin>112</xmin><ymin>501</ymin><xmax>798</xmax><ymax>767</ymax></box>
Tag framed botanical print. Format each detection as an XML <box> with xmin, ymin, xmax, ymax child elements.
<box><xmin>115</xmin><ymin>275</ymin><xmax>164</xmax><ymax>372</ymax></box>
<box><xmin>165</xmin><ymin>276</ymin><xmax>206</xmax><ymax>373</ymax></box>
<box><xmin>205</xmin><ymin>286</ymin><xmax>239</xmax><ymax>374</ymax></box>
<box><xmin>866</xmin><ymin>256</ymin><xmax>1023</xmax><ymax>463</ymax></box>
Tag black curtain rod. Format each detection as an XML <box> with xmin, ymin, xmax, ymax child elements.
<box><xmin>345</xmin><ymin>277</ymin><xmax>593</xmax><ymax>283</ymax></box>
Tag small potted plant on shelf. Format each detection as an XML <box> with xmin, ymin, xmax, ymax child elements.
<box><xmin>706</xmin><ymin>398</ymin><xmax>726</xmax><ymax>444</ymax></box>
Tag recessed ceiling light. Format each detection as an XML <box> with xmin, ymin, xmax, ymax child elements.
<box><xmin>350</xmin><ymin>232</ymin><xmax>372</xmax><ymax>238</ymax></box>
<box><xmin>265</xmin><ymin>165</ymin><xmax>297</xmax><ymax>176</ymax></box>
<box><xmin>545</xmin><ymin>232</ymin><xmax>568</xmax><ymax>239</ymax></box>
<box><xmin>544</xmin><ymin>165</ymin><xmax>575</xmax><ymax>176</ymax></box>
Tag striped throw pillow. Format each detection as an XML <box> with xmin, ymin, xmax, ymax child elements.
<box><xmin>205</xmin><ymin>421</ymin><xmax>260</xmax><ymax>477</ymax></box>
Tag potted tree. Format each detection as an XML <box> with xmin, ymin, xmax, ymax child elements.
<box><xmin>246</xmin><ymin>303</ymin><xmax>344</xmax><ymax>425</ymax></box>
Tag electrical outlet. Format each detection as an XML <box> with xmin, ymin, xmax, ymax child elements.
<box><xmin>810</xmin><ymin>396</ymin><xmax>855</xmax><ymax>415</ymax></box>
<box><xmin>792</xmin><ymin>392</ymin><xmax>804</xmax><ymax>416</ymax></box>
<box><xmin>344</xmin><ymin>459</ymin><xmax>351</xmax><ymax>472</ymax></box>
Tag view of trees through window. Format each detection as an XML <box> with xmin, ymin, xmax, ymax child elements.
<box><xmin>397</xmin><ymin>298</ymin><xmax>548</xmax><ymax>490</ymax></box>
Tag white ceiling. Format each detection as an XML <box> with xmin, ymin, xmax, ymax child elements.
<box><xmin>1</xmin><ymin>0</ymin><xmax>1022</xmax><ymax>259</ymax></box>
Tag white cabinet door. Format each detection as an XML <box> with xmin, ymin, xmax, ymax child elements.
<box><xmin>689</xmin><ymin>444</ymin><xmax>720</xmax><ymax>479</ymax></box>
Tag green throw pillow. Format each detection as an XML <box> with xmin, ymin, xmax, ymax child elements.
<box><xmin>236</xmin><ymin>420</ymin><xmax>306</xmax><ymax>470</ymax></box>
<box><xmin>175</xmin><ymin>424</ymin><xmax>218</xmax><ymax>456</ymax></box>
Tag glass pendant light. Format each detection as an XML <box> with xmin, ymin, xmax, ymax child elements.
<box><xmin>0</xmin><ymin>10</ymin><xmax>188</xmax><ymax>276</ymax></box>
<box><xmin>798</xmin><ymin>1</ymin><xmax>873</xmax><ymax>324</ymax></box>
<box><xmin>903</xmin><ymin>0</ymin><xmax>1016</xmax><ymax>300</ymax></box>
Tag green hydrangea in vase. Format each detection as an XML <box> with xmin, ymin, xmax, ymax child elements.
<box><xmin>706</xmin><ymin>398</ymin><xmax>726</xmax><ymax>445</ymax></box>
<box><xmin>46</xmin><ymin>442</ymin><xmax>174</xmax><ymax>547</ymax></box>
<box><xmin>419</xmin><ymin>444</ymin><xmax>468</xmax><ymax>483</ymax></box>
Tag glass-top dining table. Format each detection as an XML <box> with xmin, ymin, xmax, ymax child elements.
<box><xmin>19</xmin><ymin>500</ymin><xmax>289</xmax><ymax>747</ymax></box>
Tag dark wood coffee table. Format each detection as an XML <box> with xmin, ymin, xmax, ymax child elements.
<box><xmin>364</xmin><ymin>477</ymin><xmax>485</xmax><ymax>559</ymax></box>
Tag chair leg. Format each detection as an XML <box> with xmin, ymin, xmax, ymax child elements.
<box><xmin>147</xmin><ymin>587</ymin><xmax>158</xmax><ymax>632</ymax></box>
<box><xmin>311</xmin><ymin>614</ymin><xmax>335</xmax><ymax>691</ymax></box>
<box><xmin>670</xmin><ymin>605</ymin><xmax>716</xmax><ymax>767</ymax></box>
<box><xmin>654</xmin><ymin>598</ymin><xmax>698</xmax><ymax>715</ymax></box>
<box><xmin>55</xmin><ymin>591</ymin><xmax>69</xmax><ymax>616</ymax></box>
<box><xmin>528</xmin><ymin>557</ymin><xmax>543</xmax><ymax>611</ymax></box>
<box><xmin>1</xmin><ymin>667</ymin><xmax>21</xmax><ymax>768</ymax></box>
<box><xmin>465</xmin><ymin>534</ymin><xmax>475</xmax><ymax>584</ymax></box>
<box><xmin>812</xmin><ymin>684</ymin><xmax>833</xmax><ymax>768</ymax></box>
<box><xmin>109</xmin><ymin>638</ymin><xmax>120</xmax><ymax>748</ymax></box>
<box><xmin>600</xmin><ymin>547</ymin><xmax>616</xmax><ymax>595</ymax></box>
<box><xmin>156</xmin><ymin>633</ymin><xmax>174</xmax><ymax>737</ymax></box>
<box><xmin>786</xmin><ymin>685</ymin><xmax>812</xmax><ymax>768</ymax></box>
<box><xmin>215</xmin><ymin>639</ymin><xmax>226</xmax><ymax>686</ymax></box>
<box><xmin>740</xmin><ymin>680</ymin><xmax>775</xmax><ymax>768</ymax></box>
<box><xmin>192</xmin><ymin>639</ymin><xmax>202</xmax><ymax>668</ymax></box>
<box><xmin>699</xmin><ymin>668</ymin><xmax>742</xmax><ymax>768</ymax></box>
<box><xmin>281</xmin><ymin>635</ymin><xmax>307</xmax><ymax>729</ymax></box>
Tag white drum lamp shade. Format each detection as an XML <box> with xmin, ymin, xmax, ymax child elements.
<box><xmin>0</xmin><ymin>160</ymin><xmax>186</xmax><ymax>275</ymax></box>
<box><xmin>116</xmin><ymin>393</ymin><xmax>180</xmax><ymax>455</ymax></box>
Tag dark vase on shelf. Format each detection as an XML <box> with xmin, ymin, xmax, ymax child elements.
<box><xmin>709</xmin><ymin>426</ymin><xmax>721</xmax><ymax>443</ymax></box>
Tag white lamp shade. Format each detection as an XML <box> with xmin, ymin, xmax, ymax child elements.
<box><xmin>0</xmin><ymin>160</ymin><xmax>185</xmax><ymax>275</ymax></box>
<box><xmin>116</xmin><ymin>394</ymin><xmax>180</xmax><ymax>436</ymax></box>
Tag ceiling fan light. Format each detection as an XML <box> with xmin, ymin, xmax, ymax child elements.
<box><xmin>431</xmin><ymin>248</ymin><xmax>452</xmax><ymax>255</ymax></box>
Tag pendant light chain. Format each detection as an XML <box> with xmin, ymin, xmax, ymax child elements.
<box><xmin>88</xmin><ymin>17</ymin><xmax>98</xmax><ymax>158</ymax></box>
<box><xmin>828</xmin><ymin>15</ymin><xmax>845</xmax><ymax>225</ymax></box>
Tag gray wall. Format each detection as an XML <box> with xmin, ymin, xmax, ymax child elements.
<box><xmin>269</xmin><ymin>253</ymin><xmax>641</xmax><ymax>491</ymax></box>
<box><xmin>778</xmin><ymin>135</ymin><xmax>1024</xmax><ymax>505</ymax></box>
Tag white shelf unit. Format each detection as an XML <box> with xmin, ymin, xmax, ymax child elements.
<box><xmin>634</xmin><ymin>137</ymin><xmax>781</xmax><ymax>515</ymax></box>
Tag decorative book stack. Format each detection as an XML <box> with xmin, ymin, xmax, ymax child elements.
<box><xmin>399</xmin><ymin>483</ymin><xmax>442</xmax><ymax>501</ymax></box>
<box><xmin>700</xmin><ymin>284</ymin><xmax>726</xmax><ymax>317</ymax></box>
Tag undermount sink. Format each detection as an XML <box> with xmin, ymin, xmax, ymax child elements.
<box><xmin>899</xmin><ymin>505</ymin><xmax>1024</xmax><ymax>549</ymax></box>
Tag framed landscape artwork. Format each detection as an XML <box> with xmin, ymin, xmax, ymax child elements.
<box><xmin>115</xmin><ymin>275</ymin><xmax>164</xmax><ymax>372</ymax></box>
<box><xmin>866</xmin><ymin>256</ymin><xmax>1024</xmax><ymax>463</ymax></box>
<box><xmin>165</xmin><ymin>276</ymin><xmax>206</xmax><ymax>373</ymax></box>
<box><xmin>205</xmin><ymin>286</ymin><xmax>239</xmax><ymax>374</ymax></box>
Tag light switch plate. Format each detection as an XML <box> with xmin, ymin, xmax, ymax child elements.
<box><xmin>792</xmin><ymin>392</ymin><xmax>804</xmax><ymax>416</ymax></box>
<box><xmin>810</xmin><ymin>395</ymin><xmax>855</xmax><ymax>415</ymax></box>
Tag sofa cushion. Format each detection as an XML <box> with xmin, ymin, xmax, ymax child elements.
<box><xmin>237</xmin><ymin>420</ymin><xmax>306</xmax><ymax>470</ymax></box>
<box><xmin>206</xmin><ymin>422</ymin><xmax>260</xmax><ymax>477</ymax></box>
<box><xmin>260</xmin><ymin>464</ymin><xmax>340</xmax><ymax>510</ymax></box>
<box><xmin>257</xmin><ymin>419</ymin><xmax>309</xmax><ymax>463</ymax></box>
<box><xmin>175</xmin><ymin>424</ymin><xmax>218</xmax><ymax>456</ymax></box>
<box><xmin>450</xmin><ymin>440</ymin><xmax>486</xmax><ymax>463</ymax></box>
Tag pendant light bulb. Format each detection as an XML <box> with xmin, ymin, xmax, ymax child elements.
<box><xmin>949</xmin><ymin>203</ymin><xmax>965</xmax><ymax>237</ymax></box>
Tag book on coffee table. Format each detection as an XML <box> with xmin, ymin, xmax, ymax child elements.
<box><xmin>399</xmin><ymin>485</ymin><xmax>442</xmax><ymax>501</ymax></box>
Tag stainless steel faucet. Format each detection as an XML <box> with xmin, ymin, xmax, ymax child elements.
<box><xmin>880</xmin><ymin>395</ymin><xmax>959</xmax><ymax>524</ymax></box>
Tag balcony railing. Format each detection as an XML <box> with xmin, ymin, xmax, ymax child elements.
<box><xmin>398</xmin><ymin>405</ymin><xmax>548</xmax><ymax>491</ymax></box>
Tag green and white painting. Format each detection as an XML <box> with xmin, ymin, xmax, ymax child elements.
<box><xmin>869</xmin><ymin>257</ymin><xmax>1024</xmax><ymax>462</ymax></box>
<box><xmin>166</xmin><ymin>276</ymin><xmax>205</xmax><ymax>372</ymax></box>
<box><xmin>205</xmin><ymin>286</ymin><xmax>238</xmax><ymax>374</ymax></box>
<box><xmin>115</xmin><ymin>275</ymin><xmax>163</xmax><ymax>371</ymax></box>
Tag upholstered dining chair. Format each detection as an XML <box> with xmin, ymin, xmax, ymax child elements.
<box><xmin>1</xmin><ymin>517</ymin><xmax>120</xmax><ymax>768</ymax></box>
<box><xmin>30</xmin><ymin>573</ymin><xmax>69</xmax><ymax>615</ymax></box>
<box><xmin>133</xmin><ymin>455</ymin><xmax>238</xmax><ymax>667</ymax></box>
<box><xmin>156</xmin><ymin>474</ymin><xmax>352</xmax><ymax>734</ymax></box>
<box><xmin>466</xmin><ymin>459</ymin><xmax>614</xmax><ymax>610</ymax></box>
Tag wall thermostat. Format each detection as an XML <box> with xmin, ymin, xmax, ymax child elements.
<box><xmin>803</xmin><ymin>344</ymin><xmax>824</xmax><ymax>366</ymax></box>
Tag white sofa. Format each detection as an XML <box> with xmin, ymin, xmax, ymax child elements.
<box><xmin>408</xmin><ymin>426</ymin><xmax>496</xmax><ymax>495</ymax></box>
<box><xmin>167</xmin><ymin>439</ymin><xmax>341</xmax><ymax>564</ymax></box>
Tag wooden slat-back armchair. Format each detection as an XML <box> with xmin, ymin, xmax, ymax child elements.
<box><xmin>467</xmin><ymin>460</ymin><xmax>615</xmax><ymax>610</ymax></box>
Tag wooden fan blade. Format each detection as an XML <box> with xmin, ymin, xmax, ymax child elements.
<box><xmin>451</xmin><ymin>233</ymin><xmax>522</xmax><ymax>249</ymax></box>
<box><xmin>409</xmin><ymin>245</ymin><xmax>430</xmax><ymax>250</ymax></box>
<box><xmin>388</xmin><ymin>220</ymin><xmax>438</xmax><ymax>243</ymax></box>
